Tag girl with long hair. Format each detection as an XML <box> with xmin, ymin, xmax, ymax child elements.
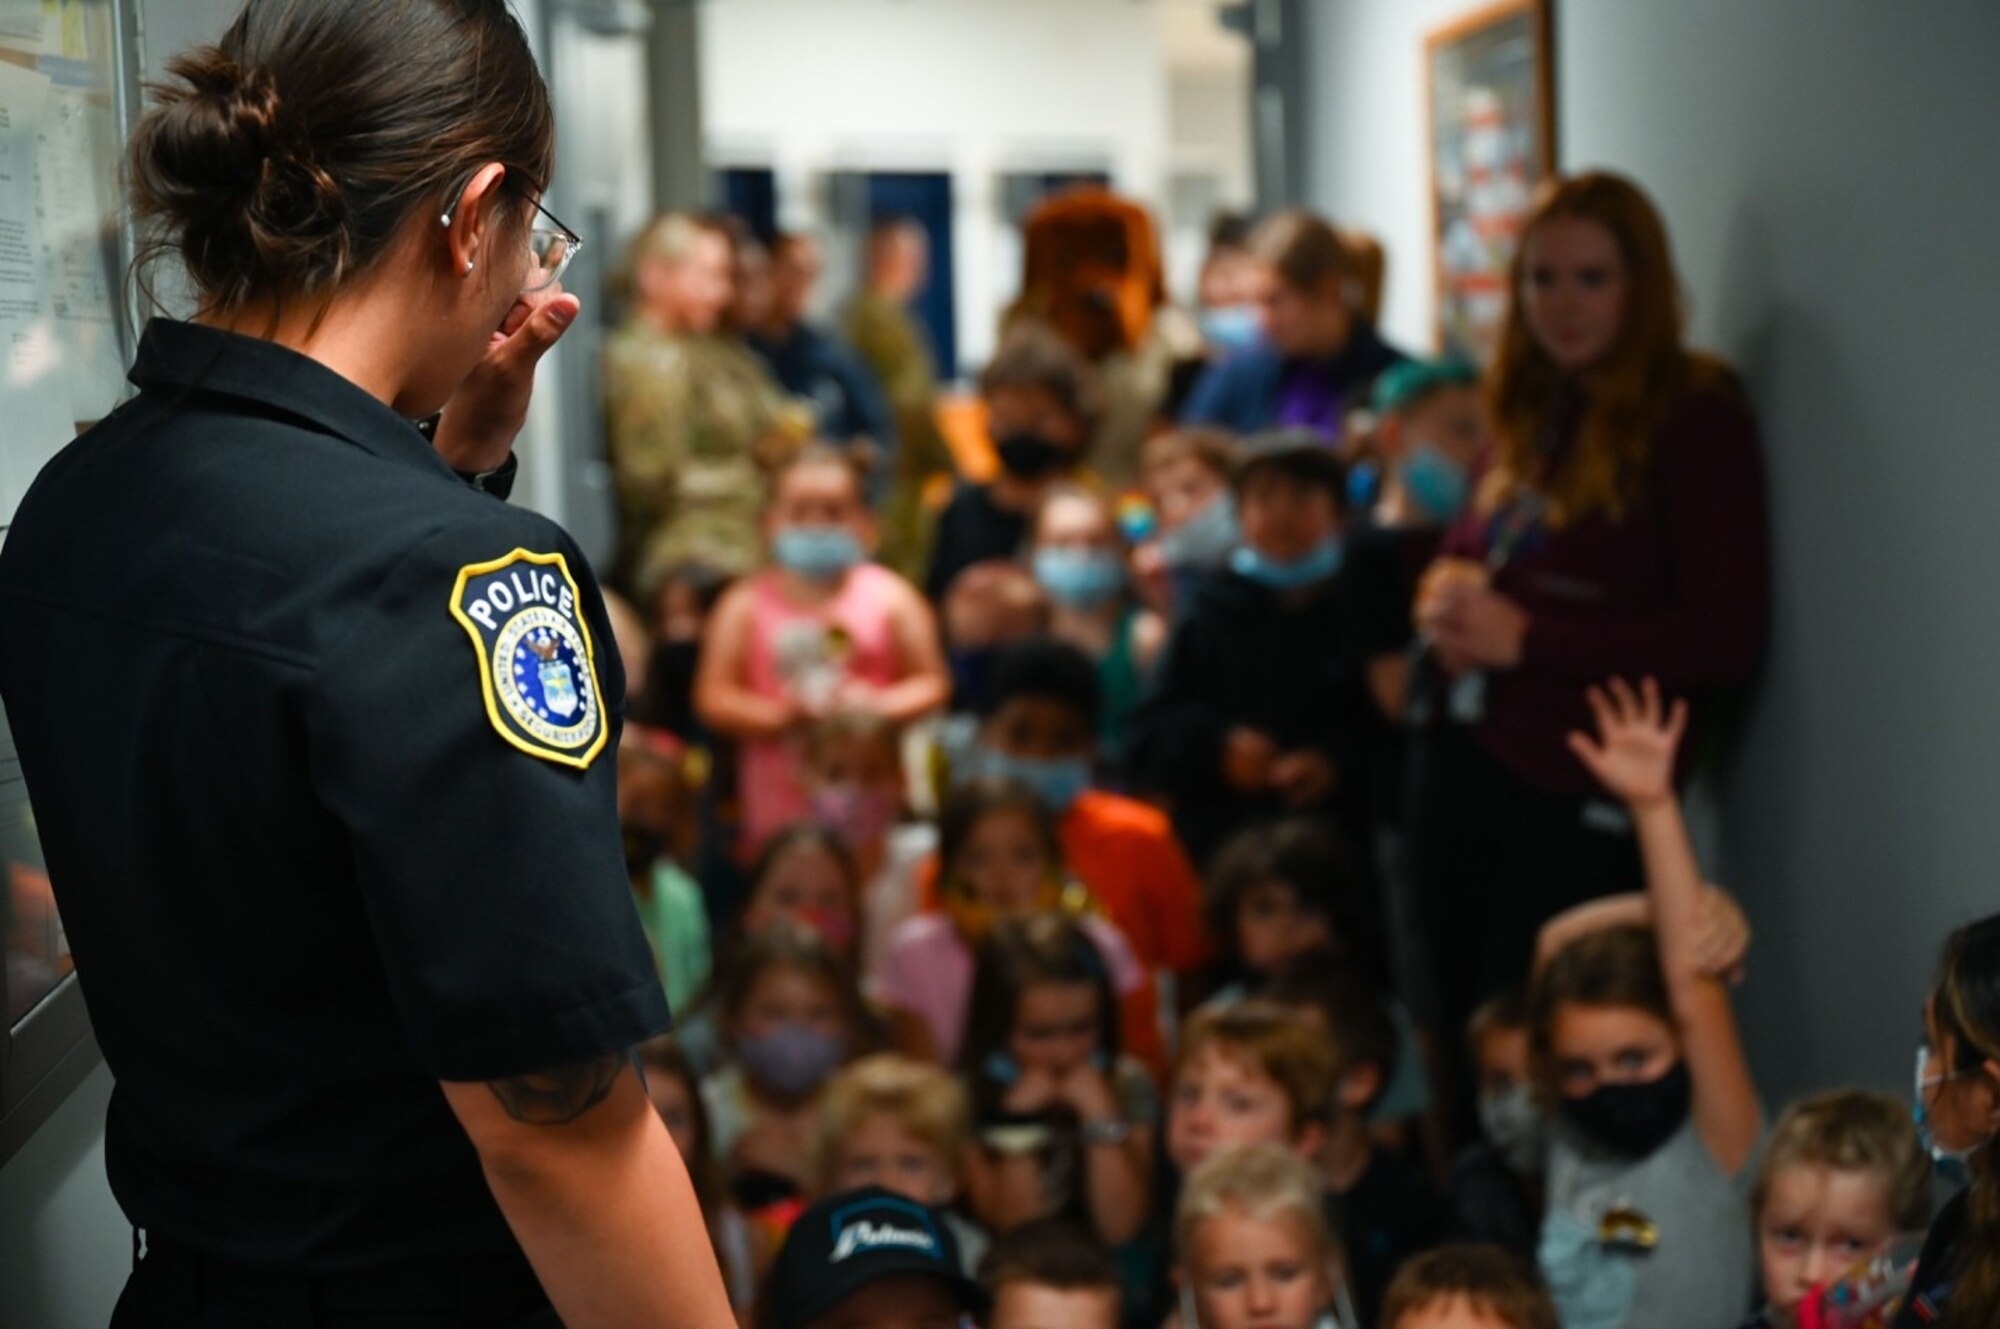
<box><xmin>959</xmin><ymin>913</ymin><xmax>1156</xmax><ymax>1249</ymax></box>
<box><xmin>1408</xmin><ymin>172</ymin><xmax>1771</xmax><ymax>1129</ymax></box>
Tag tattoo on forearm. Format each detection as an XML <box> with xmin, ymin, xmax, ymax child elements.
<box><xmin>486</xmin><ymin>1051</ymin><xmax>629</xmax><ymax>1125</ymax></box>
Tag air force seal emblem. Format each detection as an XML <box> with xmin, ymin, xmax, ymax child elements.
<box><xmin>449</xmin><ymin>549</ymin><xmax>607</xmax><ymax>769</ymax></box>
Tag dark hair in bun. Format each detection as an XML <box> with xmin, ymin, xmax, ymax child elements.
<box><xmin>128</xmin><ymin>0</ymin><xmax>555</xmax><ymax>313</ymax></box>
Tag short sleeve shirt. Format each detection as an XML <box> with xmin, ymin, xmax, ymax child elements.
<box><xmin>0</xmin><ymin>321</ymin><xmax>669</xmax><ymax>1271</ymax></box>
<box><xmin>1539</xmin><ymin>1119</ymin><xmax>1760</xmax><ymax>1329</ymax></box>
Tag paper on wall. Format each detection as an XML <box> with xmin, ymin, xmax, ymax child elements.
<box><xmin>36</xmin><ymin>84</ymin><xmax>121</xmax><ymax>423</ymax></box>
<box><xmin>40</xmin><ymin>0</ymin><xmax>88</xmax><ymax>62</ymax></box>
<box><xmin>0</xmin><ymin>58</ymin><xmax>71</xmax><ymax>525</ymax></box>
<box><xmin>0</xmin><ymin>1</ymin><xmax>39</xmax><ymax>49</ymax></box>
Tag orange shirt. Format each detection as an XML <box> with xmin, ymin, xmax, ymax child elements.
<box><xmin>1058</xmin><ymin>790</ymin><xmax>1211</xmax><ymax>975</ymax></box>
<box><xmin>918</xmin><ymin>789</ymin><xmax>1211</xmax><ymax>974</ymax></box>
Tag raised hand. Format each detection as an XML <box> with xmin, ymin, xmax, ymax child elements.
<box><xmin>1565</xmin><ymin>676</ymin><xmax>1687</xmax><ymax>808</ymax></box>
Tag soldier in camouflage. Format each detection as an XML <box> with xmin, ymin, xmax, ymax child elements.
<box><xmin>842</xmin><ymin>218</ymin><xmax>954</xmax><ymax>577</ymax></box>
<box><xmin>604</xmin><ymin>213</ymin><xmax>812</xmax><ymax>599</ymax></box>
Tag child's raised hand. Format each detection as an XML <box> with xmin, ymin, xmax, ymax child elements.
<box><xmin>1566</xmin><ymin>676</ymin><xmax>1686</xmax><ymax>809</ymax></box>
<box><xmin>1694</xmin><ymin>884</ymin><xmax>1752</xmax><ymax>984</ymax></box>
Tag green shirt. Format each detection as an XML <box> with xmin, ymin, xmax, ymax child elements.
<box><xmin>632</xmin><ymin>858</ymin><xmax>711</xmax><ymax>1014</ymax></box>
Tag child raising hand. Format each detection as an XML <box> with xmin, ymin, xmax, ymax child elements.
<box><xmin>1532</xmin><ymin>676</ymin><xmax>1762</xmax><ymax>1329</ymax></box>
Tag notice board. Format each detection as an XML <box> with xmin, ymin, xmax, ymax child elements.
<box><xmin>0</xmin><ymin>0</ymin><xmax>138</xmax><ymax>1164</ymax></box>
<box><xmin>0</xmin><ymin>0</ymin><xmax>136</xmax><ymax>529</ymax></box>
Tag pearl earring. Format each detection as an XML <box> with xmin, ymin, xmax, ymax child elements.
<box><xmin>465</xmin><ymin>260</ymin><xmax>476</xmax><ymax>274</ymax></box>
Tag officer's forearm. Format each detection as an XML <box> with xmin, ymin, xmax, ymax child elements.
<box><xmin>441</xmin><ymin>1069</ymin><xmax>733</xmax><ymax>1328</ymax></box>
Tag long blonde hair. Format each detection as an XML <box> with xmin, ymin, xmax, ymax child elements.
<box><xmin>1481</xmin><ymin>171</ymin><xmax>1734</xmax><ymax>527</ymax></box>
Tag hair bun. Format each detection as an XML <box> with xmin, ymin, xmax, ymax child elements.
<box><xmin>131</xmin><ymin>47</ymin><xmax>352</xmax><ymax>307</ymax></box>
<box><xmin>127</xmin><ymin>1</ymin><xmax>552</xmax><ymax>314</ymax></box>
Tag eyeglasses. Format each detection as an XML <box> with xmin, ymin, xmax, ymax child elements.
<box><xmin>439</xmin><ymin>172</ymin><xmax>583</xmax><ymax>294</ymax></box>
<box><xmin>521</xmin><ymin>192</ymin><xmax>582</xmax><ymax>294</ymax></box>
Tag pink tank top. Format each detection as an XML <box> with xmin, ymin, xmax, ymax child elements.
<box><xmin>738</xmin><ymin>563</ymin><xmax>906</xmax><ymax>850</ymax></box>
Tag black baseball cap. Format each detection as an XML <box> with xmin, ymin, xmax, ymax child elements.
<box><xmin>766</xmin><ymin>1188</ymin><xmax>991</xmax><ymax>1329</ymax></box>
<box><xmin>1232</xmin><ymin>427</ymin><xmax>1347</xmax><ymax>502</ymax></box>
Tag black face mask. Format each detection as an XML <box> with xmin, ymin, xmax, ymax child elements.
<box><xmin>1560</xmin><ymin>1061</ymin><xmax>1692</xmax><ymax>1159</ymax></box>
<box><xmin>994</xmin><ymin>432</ymin><xmax>1072</xmax><ymax>479</ymax></box>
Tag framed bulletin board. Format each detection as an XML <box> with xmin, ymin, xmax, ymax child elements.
<box><xmin>1424</xmin><ymin>0</ymin><xmax>1555</xmax><ymax>362</ymax></box>
<box><xmin>0</xmin><ymin>0</ymin><xmax>141</xmax><ymax>1165</ymax></box>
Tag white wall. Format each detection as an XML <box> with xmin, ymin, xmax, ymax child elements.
<box><xmin>1301</xmin><ymin>0</ymin><xmax>2000</xmax><ymax>1105</ymax></box>
<box><xmin>698</xmin><ymin>0</ymin><xmax>1251</xmax><ymax>372</ymax></box>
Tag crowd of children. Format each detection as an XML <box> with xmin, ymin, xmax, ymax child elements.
<box><xmin>596</xmin><ymin>186</ymin><xmax>2000</xmax><ymax>1329</ymax></box>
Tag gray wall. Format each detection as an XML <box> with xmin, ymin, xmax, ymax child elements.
<box><xmin>0</xmin><ymin>1067</ymin><xmax>123</xmax><ymax>1328</ymax></box>
<box><xmin>1301</xmin><ymin>0</ymin><xmax>2000</xmax><ymax>1105</ymax></box>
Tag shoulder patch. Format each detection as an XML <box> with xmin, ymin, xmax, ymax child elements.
<box><xmin>449</xmin><ymin>549</ymin><xmax>607</xmax><ymax>770</ymax></box>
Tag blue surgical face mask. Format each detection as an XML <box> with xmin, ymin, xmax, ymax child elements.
<box><xmin>969</xmin><ymin>744</ymin><xmax>1092</xmax><ymax>814</ymax></box>
<box><xmin>1401</xmin><ymin>440</ymin><xmax>1470</xmax><ymax>522</ymax></box>
<box><xmin>1478</xmin><ymin>1081</ymin><xmax>1549</xmax><ymax>1177</ymax></box>
<box><xmin>1160</xmin><ymin>494</ymin><xmax>1240</xmax><ymax>573</ymax></box>
<box><xmin>1230</xmin><ymin>535</ymin><xmax>1343</xmax><ymax>591</ymax></box>
<box><xmin>1199</xmin><ymin>303</ymin><xmax>1264</xmax><ymax>354</ymax></box>
<box><xmin>1915</xmin><ymin>1044</ymin><xmax>1993</xmax><ymax>1187</ymax></box>
<box><xmin>772</xmin><ymin>524</ymin><xmax>864</xmax><ymax>580</ymax></box>
<box><xmin>1033</xmin><ymin>547</ymin><xmax>1125</xmax><ymax>609</ymax></box>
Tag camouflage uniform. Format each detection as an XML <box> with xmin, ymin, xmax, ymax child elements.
<box><xmin>602</xmin><ymin>319</ymin><xmax>811</xmax><ymax>591</ymax></box>
<box><xmin>842</xmin><ymin>290</ymin><xmax>952</xmax><ymax>577</ymax></box>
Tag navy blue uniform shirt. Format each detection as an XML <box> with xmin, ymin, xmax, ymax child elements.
<box><xmin>748</xmin><ymin>319</ymin><xmax>897</xmax><ymax>500</ymax></box>
<box><xmin>0</xmin><ymin>320</ymin><xmax>668</xmax><ymax>1272</ymax></box>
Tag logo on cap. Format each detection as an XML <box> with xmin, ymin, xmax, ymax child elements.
<box><xmin>827</xmin><ymin>1197</ymin><xmax>944</xmax><ymax>1265</ymax></box>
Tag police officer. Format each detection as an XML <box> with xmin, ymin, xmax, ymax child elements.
<box><xmin>0</xmin><ymin>3</ymin><xmax>730</xmax><ymax>1326</ymax></box>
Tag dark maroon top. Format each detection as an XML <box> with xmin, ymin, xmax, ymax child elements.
<box><xmin>1439</xmin><ymin>379</ymin><xmax>1770</xmax><ymax>796</ymax></box>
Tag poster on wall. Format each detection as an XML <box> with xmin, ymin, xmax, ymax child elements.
<box><xmin>1425</xmin><ymin>0</ymin><xmax>1554</xmax><ymax>363</ymax></box>
<box><xmin>0</xmin><ymin>0</ymin><xmax>128</xmax><ymax>527</ymax></box>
